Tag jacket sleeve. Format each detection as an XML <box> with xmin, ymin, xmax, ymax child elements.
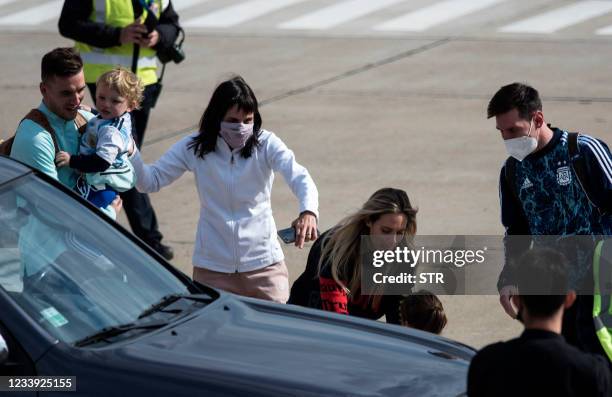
<box><xmin>319</xmin><ymin>261</ymin><xmax>349</xmax><ymax>314</ymax></box>
<box><xmin>498</xmin><ymin>164</ymin><xmax>531</xmax><ymax>290</ymax></box>
<box><xmin>317</xmin><ymin>248</ymin><xmax>349</xmax><ymax>315</ymax></box>
<box><xmin>154</xmin><ymin>0</ymin><xmax>180</xmax><ymax>52</ymax></box>
<box><xmin>131</xmin><ymin>136</ymin><xmax>193</xmax><ymax>193</ymax></box>
<box><xmin>58</xmin><ymin>0</ymin><xmax>123</xmax><ymax>48</ymax></box>
<box><xmin>576</xmin><ymin>134</ymin><xmax>612</xmax><ymax>213</ymax></box>
<box><xmin>319</xmin><ymin>276</ymin><xmax>349</xmax><ymax>315</ymax></box>
<box><xmin>69</xmin><ymin>153</ymin><xmax>111</xmax><ymax>173</ymax></box>
<box><xmin>265</xmin><ymin>133</ymin><xmax>319</xmax><ymax>218</ymax></box>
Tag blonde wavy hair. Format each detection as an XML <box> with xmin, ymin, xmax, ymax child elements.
<box><xmin>318</xmin><ymin>188</ymin><xmax>418</xmax><ymax>300</ymax></box>
<box><xmin>96</xmin><ymin>66</ymin><xmax>144</xmax><ymax>109</ymax></box>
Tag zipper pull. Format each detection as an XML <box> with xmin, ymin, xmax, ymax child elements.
<box><xmin>231</xmin><ymin>154</ymin><xmax>235</xmax><ymax>164</ymax></box>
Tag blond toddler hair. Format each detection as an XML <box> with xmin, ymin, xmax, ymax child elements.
<box><xmin>96</xmin><ymin>67</ymin><xmax>144</xmax><ymax>109</ymax></box>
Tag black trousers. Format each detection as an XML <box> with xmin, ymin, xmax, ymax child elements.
<box><xmin>563</xmin><ymin>294</ymin><xmax>608</xmax><ymax>358</ymax></box>
<box><xmin>87</xmin><ymin>83</ymin><xmax>163</xmax><ymax>245</ymax></box>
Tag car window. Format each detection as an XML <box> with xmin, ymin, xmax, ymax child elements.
<box><xmin>0</xmin><ymin>175</ymin><xmax>194</xmax><ymax>344</ymax></box>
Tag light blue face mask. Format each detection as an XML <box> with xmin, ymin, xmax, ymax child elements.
<box><xmin>219</xmin><ymin>121</ymin><xmax>254</xmax><ymax>150</ymax></box>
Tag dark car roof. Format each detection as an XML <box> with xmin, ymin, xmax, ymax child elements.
<box><xmin>0</xmin><ymin>155</ymin><xmax>32</xmax><ymax>185</ymax></box>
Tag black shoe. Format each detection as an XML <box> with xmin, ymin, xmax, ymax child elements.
<box><xmin>151</xmin><ymin>242</ymin><xmax>174</xmax><ymax>261</ymax></box>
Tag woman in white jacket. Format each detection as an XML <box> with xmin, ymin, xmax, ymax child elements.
<box><xmin>131</xmin><ymin>76</ymin><xmax>319</xmax><ymax>303</ymax></box>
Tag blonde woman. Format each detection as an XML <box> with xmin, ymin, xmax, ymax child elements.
<box><xmin>289</xmin><ymin>188</ymin><xmax>417</xmax><ymax>323</ymax></box>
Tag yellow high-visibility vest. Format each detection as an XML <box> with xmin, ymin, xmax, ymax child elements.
<box><xmin>75</xmin><ymin>0</ymin><xmax>162</xmax><ymax>86</ymax></box>
<box><xmin>593</xmin><ymin>238</ymin><xmax>612</xmax><ymax>362</ymax></box>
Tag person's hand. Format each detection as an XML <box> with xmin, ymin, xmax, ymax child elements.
<box><xmin>111</xmin><ymin>196</ymin><xmax>123</xmax><ymax>215</ymax></box>
<box><xmin>136</xmin><ymin>29</ymin><xmax>160</xmax><ymax>48</ymax></box>
<box><xmin>55</xmin><ymin>151</ymin><xmax>71</xmax><ymax>167</ymax></box>
<box><xmin>120</xmin><ymin>20</ymin><xmax>148</xmax><ymax>45</ymax></box>
<box><xmin>291</xmin><ymin>212</ymin><xmax>318</xmax><ymax>249</ymax></box>
<box><xmin>499</xmin><ymin>285</ymin><xmax>519</xmax><ymax>319</ymax></box>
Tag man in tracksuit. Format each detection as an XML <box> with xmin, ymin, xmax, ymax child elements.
<box><xmin>58</xmin><ymin>0</ymin><xmax>180</xmax><ymax>260</ymax></box>
<box><xmin>490</xmin><ymin>82</ymin><xmax>612</xmax><ymax>357</ymax></box>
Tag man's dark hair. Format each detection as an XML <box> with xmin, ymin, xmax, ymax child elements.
<box><xmin>516</xmin><ymin>248</ymin><xmax>570</xmax><ymax>318</ymax></box>
<box><xmin>41</xmin><ymin>47</ymin><xmax>83</xmax><ymax>82</ymax></box>
<box><xmin>487</xmin><ymin>82</ymin><xmax>542</xmax><ymax>120</ymax></box>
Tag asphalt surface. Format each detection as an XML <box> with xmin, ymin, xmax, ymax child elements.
<box><xmin>2</xmin><ymin>0</ymin><xmax>612</xmax><ymax>348</ymax></box>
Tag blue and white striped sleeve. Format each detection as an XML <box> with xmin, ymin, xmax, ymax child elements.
<box><xmin>577</xmin><ymin>134</ymin><xmax>612</xmax><ymax>207</ymax></box>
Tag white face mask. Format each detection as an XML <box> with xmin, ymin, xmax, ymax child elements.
<box><xmin>504</xmin><ymin>119</ymin><xmax>538</xmax><ymax>162</ymax></box>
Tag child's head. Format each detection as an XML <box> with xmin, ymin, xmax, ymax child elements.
<box><xmin>513</xmin><ymin>248</ymin><xmax>574</xmax><ymax>321</ymax></box>
<box><xmin>399</xmin><ymin>290</ymin><xmax>447</xmax><ymax>334</ymax></box>
<box><xmin>95</xmin><ymin>67</ymin><xmax>143</xmax><ymax>119</ymax></box>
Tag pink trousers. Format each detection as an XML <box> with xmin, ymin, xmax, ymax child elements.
<box><xmin>193</xmin><ymin>261</ymin><xmax>289</xmax><ymax>303</ymax></box>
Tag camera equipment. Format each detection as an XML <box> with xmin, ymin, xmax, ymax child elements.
<box><xmin>150</xmin><ymin>28</ymin><xmax>185</xmax><ymax>108</ymax></box>
<box><xmin>157</xmin><ymin>27</ymin><xmax>185</xmax><ymax>64</ymax></box>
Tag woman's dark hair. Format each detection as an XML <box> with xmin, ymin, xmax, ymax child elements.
<box><xmin>399</xmin><ymin>290</ymin><xmax>447</xmax><ymax>334</ymax></box>
<box><xmin>189</xmin><ymin>76</ymin><xmax>262</xmax><ymax>159</ymax></box>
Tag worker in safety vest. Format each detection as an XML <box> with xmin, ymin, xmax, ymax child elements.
<box><xmin>593</xmin><ymin>238</ymin><xmax>612</xmax><ymax>364</ymax></box>
<box><xmin>59</xmin><ymin>0</ymin><xmax>181</xmax><ymax>260</ymax></box>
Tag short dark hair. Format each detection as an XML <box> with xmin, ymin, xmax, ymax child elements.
<box><xmin>399</xmin><ymin>290</ymin><xmax>447</xmax><ymax>334</ymax></box>
<box><xmin>41</xmin><ymin>47</ymin><xmax>83</xmax><ymax>82</ymax></box>
<box><xmin>487</xmin><ymin>82</ymin><xmax>542</xmax><ymax>120</ymax></box>
<box><xmin>517</xmin><ymin>248</ymin><xmax>570</xmax><ymax>318</ymax></box>
<box><xmin>189</xmin><ymin>75</ymin><xmax>262</xmax><ymax>159</ymax></box>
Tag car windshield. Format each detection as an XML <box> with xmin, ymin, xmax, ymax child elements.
<box><xmin>0</xmin><ymin>174</ymin><xmax>206</xmax><ymax>345</ymax></box>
